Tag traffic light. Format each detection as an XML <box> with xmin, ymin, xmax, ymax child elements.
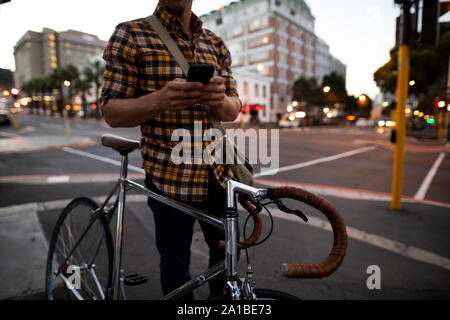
<box><xmin>435</xmin><ymin>99</ymin><xmax>446</xmax><ymax>110</ymax></box>
<box><xmin>10</xmin><ymin>88</ymin><xmax>20</xmax><ymax>97</ymax></box>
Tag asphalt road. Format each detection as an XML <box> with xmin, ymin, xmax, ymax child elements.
<box><xmin>0</xmin><ymin>113</ymin><xmax>449</xmax><ymax>300</ymax></box>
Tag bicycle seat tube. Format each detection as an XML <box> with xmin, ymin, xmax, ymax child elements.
<box><xmin>112</xmin><ymin>152</ymin><xmax>128</xmax><ymax>299</ymax></box>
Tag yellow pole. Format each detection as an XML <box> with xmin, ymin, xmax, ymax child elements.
<box><xmin>13</xmin><ymin>111</ymin><xmax>19</xmax><ymax>130</ymax></box>
<box><xmin>437</xmin><ymin>110</ymin><xmax>445</xmax><ymax>141</ymax></box>
<box><xmin>391</xmin><ymin>44</ymin><xmax>410</xmax><ymax>210</ymax></box>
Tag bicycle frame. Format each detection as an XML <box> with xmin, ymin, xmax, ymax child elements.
<box><xmin>99</xmin><ymin>152</ymin><xmax>269</xmax><ymax>300</ymax></box>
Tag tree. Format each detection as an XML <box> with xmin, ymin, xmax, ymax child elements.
<box><xmin>374</xmin><ymin>31</ymin><xmax>450</xmax><ymax>114</ymax></box>
<box><xmin>74</xmin><ymin>68</ymin><xmax>93</xmax><ymax>119</ymax></box>
<box><xmin>62</xmin><ymin>65</ymin><xmax>80</xmax><ymax>117</ymax></box>
<box><xmin>84</xmin><ymin>60</ymin><xmax>105</xmax><ymax>119</ymax></box>
<box><xmin>321</xmin><ymin>72</ymin><xmax>347</xmax><ymax>105</ymax></box>
<box><xmin>292</xmin><ymin>77</ymin><xmax>323</xmax><ymax>109</ymax></box>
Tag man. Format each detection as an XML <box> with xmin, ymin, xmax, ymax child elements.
<box><xmin>100</xmin><ymin>0</ymin><xmax>241</xmax><ymax>299</ymax></box>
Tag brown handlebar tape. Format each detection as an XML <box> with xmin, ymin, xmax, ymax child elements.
<box><xmin>272</xmin><ymin>187</ymin><xmax>348</xmax><ymax>278</ymax></box>
<box><xmin>218</xmin><ymin>194</ymin><xmax>262</xmax><ymax>250</ymax></box>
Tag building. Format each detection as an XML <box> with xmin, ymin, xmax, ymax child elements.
<box><xmin>201</xmin><ymin>0</ymin><xmax>346</xmax><ymax>122</ymax></box>
<box><xmin>13</xmin><ymin>28</ymin><xmax>106</xmax><ymax>90</ymax></box>
<box><xmin>0</xmin><ymin>68</ymin><xmax>14</xmax><ymax>91</ymax></box>
<box><xmin>233</xmin><ymin>69</ymin><xmax>272</xmax><ymax>122</ymax></box>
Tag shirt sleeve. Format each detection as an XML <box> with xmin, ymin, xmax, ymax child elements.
<box><xmin>100</xmin><ymin>23</ymin><xmax>139</xmax><ymax>111</ymax></box>
<box><xmin>218</xmin><ymin>41</ymin><xmax>239</xmax><ymax>98</ymax></box>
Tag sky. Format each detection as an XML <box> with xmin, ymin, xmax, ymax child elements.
<box><xmin>0</xmin><ymin>0</ymin><xmax>404</xmax><ymax>98</ymax></box>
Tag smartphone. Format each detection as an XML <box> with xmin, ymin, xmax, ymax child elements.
<box><xmin>187</xmin><ymin>64</ymin><xmax>215</xmax><ymax>85</ymax></box>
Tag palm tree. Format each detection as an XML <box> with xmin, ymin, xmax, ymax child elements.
<box><xmin>85</xmin><ymin>60</ymin><xmax>105</xmax><ymax>120</ymax></box>
<box><xmin>62</xmin><ymin>65</ymin><xmax>80</xmax><ymax>118</ymax></box>
<box><xmin>50</xmin><ymin>67</ymin><xmax>66</xmax><ymax>117</ymax></box>
<box><xmin>74</xmin><ymin>69</ymin><xmax>93</xmax><ymax>119</ymax></box>
<box><xmin>22</xmin><ymin>80</ymin><xmax>34</xmax><ymax>114</ymax></box>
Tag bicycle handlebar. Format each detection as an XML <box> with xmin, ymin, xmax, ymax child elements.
<box><xmin>272</xmin><ymin>187</ymin><xmax>348</xmax><ymax>279</ymax></box>
<box><xmin>218</xmin><ymin>184</ymin><xmax>347</xmax><ymax>279</ymax></box>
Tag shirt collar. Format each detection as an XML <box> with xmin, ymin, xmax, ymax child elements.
<box><xmin>153</xmin><ymin>3</ymin><xmax>203</xmax><ymax>39</ymax></box>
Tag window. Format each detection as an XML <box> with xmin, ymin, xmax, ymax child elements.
<box><xmin>244</xmin><ymin>81</ymin><xmax>249</xmax><ymax>96</ymax></box>
<box><xmin>249</xmin><ymin>36</ymin><xmax>270</xmax><ymax>48</ymax></box>
<box><xmin>250</xmin><ymin>19</ymin><xmax>260</xmax><ymax>31</ymax></box>
<box><xmin>262</xmin><ymin>85</ymin><xmax>267</xmax><ymax>98</ymax></box>
<box><xmin>255</xmin><ymin>84</ymin><xmax>259</xmax><ymax>97</ymax></box>
<box><xmin>233</xmin><ymin>25</ymin><xmax>243</xmax><ymax>36</ymax></box>
<box><xmin>216</xmin><ymin>17</ymin><xmax>223</xmax><ymax>26</ymax></box>
<box><xmin>275</xmin><ymin>0</ymin><xmax>281</xmax><ymax>6</ymax></box>
<box><xmin>249</xmin><ymin>50</ymin><xmax>269</xmax><ymax>62</ymax></box>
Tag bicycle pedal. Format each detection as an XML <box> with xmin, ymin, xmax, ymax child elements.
<box><xmin>123</xmin><ymin>273</ymin><xmax>148</xmax><ymax>286</ymax></box>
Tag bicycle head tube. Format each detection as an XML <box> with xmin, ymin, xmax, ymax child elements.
<box><xmin>226</xmin><ymin>179</ymin><xmax>268</xmax><ymax>210</ymax></box>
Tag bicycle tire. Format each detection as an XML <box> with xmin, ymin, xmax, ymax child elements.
<box><xmin>211</xmin><ymin>288</ymin><xmax>300</xmax><ymax>300</ymax></box>
<box><xmin>45</xmin><ymin>197</ymin><xmax>114</xmax><ymax>300</ymax></box>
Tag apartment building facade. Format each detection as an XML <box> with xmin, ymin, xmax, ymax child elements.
<box><xmin>13</xmin><ymin>28</ymin><xmax>106</xmax><ymax>90</ymax></box>
<box><xmin>201</xmin><ymin>0</ymin><xmax>346</xmax><ymax>122</ymax></box>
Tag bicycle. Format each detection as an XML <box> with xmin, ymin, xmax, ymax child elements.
<box><xmin>45</xmin><ymin>134</ymin><xmax>348</xmax><ymax>300</ymax></box>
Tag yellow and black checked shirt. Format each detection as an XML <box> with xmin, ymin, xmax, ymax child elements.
<box><xmin>100</xmin><ymin>4</ymin><xmax>238</xmax><ymax>202</ymax></box>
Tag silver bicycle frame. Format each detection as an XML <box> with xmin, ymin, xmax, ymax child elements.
<box><xmin>111</xmin><ymin>153</ymin><xmax>268</xmax><ymax>300</ymax></box>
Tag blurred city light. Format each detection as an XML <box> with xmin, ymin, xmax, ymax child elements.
<box><xmin>287</xmin><ymin>104</ymin><xmax>293</xmax><ymax>112</ymax></box>
<box><xmin>10</xmin><ymin>88</ymin><xmax>20</xmax><ymax>96</ymax></box>
<box><xmin>378</xmin><ymin>120</ymin><xmax>386</xmax><ymax>127</ymax></box>
<box><xmin>382</xmin><ymin>101</ymin><xmax>389</xmax><ymax>107</ymax></box>
<box><xmin>64</xmin><ymin>80</ymin><xmax>71</xmax><ymax>87</ymax></box>
<box><xmin>322</xmin><ymin>86</ymin><xmax>330</xmax><ymax>93</ymax></box>
<box><xmin>409</xmin><ymin>80</ymin><xmax>415</xmax><ymax>86</ymax></box>
<box><xmin>323</xmin><ymin>107</ymin><xmax>330</xmax><ymax>113</ymax></box>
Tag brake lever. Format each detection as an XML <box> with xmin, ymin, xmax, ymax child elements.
<box><xmin>274</xmin><ymin>198</ymin><xmax>308</xmax><ymax>222</ymax></box>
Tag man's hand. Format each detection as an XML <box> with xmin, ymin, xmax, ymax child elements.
<box><xmin>154</xmin><ymin>78</ymin><xmax>204</xmax><ymax>111</ymax></box>
<box><xmin>198</xmin><ymin>76</ymin><xmax>226</xmax><ymax>109</ymax></box>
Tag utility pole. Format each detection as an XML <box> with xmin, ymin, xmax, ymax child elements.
<box><xmin>391</xmin><ymin>0</ymin><xmax>416</xmax><ymax>210</ymax></box>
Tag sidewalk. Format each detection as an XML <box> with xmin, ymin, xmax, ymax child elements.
<box><xmin>0</xmin><ymin>114</ymin><xmax>95</xmax><ymax>154</ymax></box>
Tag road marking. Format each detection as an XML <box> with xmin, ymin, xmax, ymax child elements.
<box><xmin>0</xmin><ymin>131</ymin><xmax>19</xmax><ymax>138</ymax></box>
<box><xmin>256</xmin><ymin>178</ymin><xmax>450</xmax><ymax>209</ymax></box>
<box><xmin>1</xmin><ymin>197</ymin><xmax>449</xmax><ymax>271</ymax></box>
<box><xmin>1</xmin><ymin>173</ymin><xmax>449</xmax><ymax>209</ymax></box>
<box><xmin>63</xmin><ymin>147</ymin><xmax>145</xmax><ymax>173</ymax></box>
<box><xmin>255</xmin><ymin>145</ymin><xmax>377</xmax><ymax>177</ymax></box>
<box><xmin>414</xmin><ymin>152</ymin><xmax>446</xmax><ymax>200</ymax></box>
<box><xmin>46</xmin><ymin>175</ymin><xmax>70</xmax><ymax>183</ymax></box>
<box><xmin>269</xmin><ymin>209</ymin><xmax>450</xmax><ymax>271</ymax></box>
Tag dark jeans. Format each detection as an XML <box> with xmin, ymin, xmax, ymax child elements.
<box><xmin>145</xmin><ymin>170</ymin><xmax>228</xmax><ymax>300</ymax></box>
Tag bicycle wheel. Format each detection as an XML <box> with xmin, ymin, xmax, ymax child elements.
<box><xmin>45</xmin><ymin>197</ymin><xmax>114</xmax><ymax>300</ymax></box>
<box><xmin>253</xmin><ymin>288</ymin><xmax>300</xmax><ymax>300</ymax></box>
<box><xmin>211</xmin><ymin>288</ymin><xmax>300</xmax><ymax>300</ymax></box>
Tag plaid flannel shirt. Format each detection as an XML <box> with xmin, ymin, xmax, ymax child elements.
<box><xmin>100</xmin><ymin>4</ymin><xmax>238</xmax><ymax>202</ymax></box>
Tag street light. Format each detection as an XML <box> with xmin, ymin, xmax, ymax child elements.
<box><xmin>409</xmin><ymin>80</ymin><xmax>415</xmax><ymax>86</ymax></box>
<box><xmin>358</xmin><ymin>95</ymin><xmax>367</xmax><ymax>103</ymax></box>
<box><xmin>322</xmin><ymin>86</ymin><xmax>331</xmax><ymax>93</ymax></box>
<box><xmin>64</xmin><ymin>80</ymin><xmax>71</xmax><ymax>87</ymax></box>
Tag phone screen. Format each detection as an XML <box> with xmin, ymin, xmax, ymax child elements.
<box><xmin>187</xmin><ymin>64</ymin><xmax>215</xmax><ymax>85</ymax></box>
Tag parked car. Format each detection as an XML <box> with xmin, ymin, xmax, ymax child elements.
<box><xmin>0</xmin><ymin>109</ymin><xmax>11</xmax><ymax>126</ymax></box>
<box><xmin>278</xmin><ymin>114</ymin><xmax>300</xmax><ymax>128</ymax></box>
